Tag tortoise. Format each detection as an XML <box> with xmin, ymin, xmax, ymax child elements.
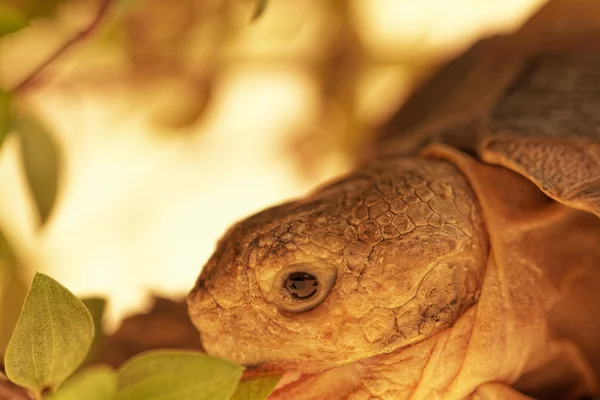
<box><xmin>187</xmin><ymin>1</ymin><xmax>600</xmax><ymax>399</ymax></box>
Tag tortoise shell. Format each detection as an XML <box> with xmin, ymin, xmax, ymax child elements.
<box><xmin>376</xmin><ymin>0</ymin><xmax>600</xmax><ymax>218</ymax></box>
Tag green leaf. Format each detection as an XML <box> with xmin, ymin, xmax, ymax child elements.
<box><xmin>47</xmin><ymin>365</ymin><xmax>117</xmax><ymax>400</ymax></box>
<box><xmin>0</xmin><ymin>229</ymin><xmax>16</xmax><ymax>264</ymax></box>
<box><xmin>0</xmin><ymin>0</ymin><xmax>71</xmax><ymax>34</ymax></box>
<box><xmin>13</xmin><ymin>114</ymin><xmax>61</xmax><ymax>226</ymax></box>
<box><xmin>0</xmin><ymin>230</ymin><xmax>28</xmax><ymax>355</ymax></box>
<box><xmin>4</xmin><ymin>272</ymin><xmax>95</xmax><ymax>396</ymax></box>
<box><xmin>251</xmin><ymin>0</ymin><xmax>268</xmax><ymax>21</ymax></box>
<box><xmin>80</xmin><ymin>297</ymin><xmax>107</xmax><ymax>366</ymax></box>
<box><xmin>14</xmin><ymin>0</ymin><xmax>67</xmax><ymax>20</ymax></box>
<box><xmin>116</xmin><ymin>350</ymin><xmax>244</xmax><ymax>400</ymax></box>
<box><xmin>0</xmin><ymin>5</ymin><xmax>29</xmax><ymax>37</ymax></box>
<box><xmin>0</xmin><ymin>90</ymin><xmax>10</xmax><ymax>149</ymax></box>
<box><xmin>230</xmin><ymin>374</ymin><xmax>281</xmax><ymax>400</ymax></box>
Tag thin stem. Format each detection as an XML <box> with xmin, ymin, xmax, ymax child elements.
<box><xmin>12</xmin><ymin>0</ymin><xmax>116</xmax><ymax>94</ymax></box>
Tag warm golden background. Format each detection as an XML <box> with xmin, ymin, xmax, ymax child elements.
<box><xmin>0</xmin><ymin>0</ymin><xmax>546</xmax><ymax>327</ymax></box>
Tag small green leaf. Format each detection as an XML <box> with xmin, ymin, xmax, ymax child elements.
<box><xmin>47</xmin><ymin>365</ymin><xmax>117</xmax><ymax>400</ymax></box>
<box><xmin>80</xmin><ymin>297</ymin><xmax>107</xmax><ymax>366</ymax></box>
<box><xmin>230</xmin><ymin>374</ymin><xmax>281</xmax><ymax>400</ymax></box>
<box><xmin>0</xmin><ymin>5</ymin><xmax>29</xmax><ymax>37</ymax></box>
<box><xmin>116</xmin><ymin>350</ymin><xmax>244</xmax><ymax>400</ymax></box>
<box><xmin>251</xmin><ymin>0</ymin><xmax>268</xmax><ymax>21</ymax></box>
<box><xmin>4</xmin><ymin>272</ymin><xmax>94</xmax><ymax>395</ymax></box>
<box><xmin>13</xmin><ymin>114</ymin><xmax>61</xmax><ymax>226</ymax></box>
<box><xmin>0</xmin><ymin>90</ymin><xmax>10</xmax><ymax>149</ymax></box>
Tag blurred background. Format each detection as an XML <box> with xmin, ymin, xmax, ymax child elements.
<box><xmin>0</xmin><ymin>0</ymin><xmax>547</xmax><ymax>329</ymax></box>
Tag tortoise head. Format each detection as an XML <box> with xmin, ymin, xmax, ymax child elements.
<box><xmin>187</xmin><ymin>157</ymin><xmax>488</xmax><ymax>374</ymax></box>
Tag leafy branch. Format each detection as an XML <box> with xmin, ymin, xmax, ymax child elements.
<box><xmin>11</xmin><ymin>0</ymin><xmax>116</xmax><ymax>94</ymax></box>
<box><xmin>0</xmin><ymin>0</ymin><xmax>118</xmax><ymax>227</ymax></box>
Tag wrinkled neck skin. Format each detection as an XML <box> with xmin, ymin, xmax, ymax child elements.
<box><xmin>269</xmin><ymin>257</ymin><xmax>551</xmax><ymax>400</ymax></box>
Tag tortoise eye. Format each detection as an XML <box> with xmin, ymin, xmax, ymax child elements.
<box><xmin>284</xmin><ymin>272</ymin><xmax>319</xmax><ymax>299</ymax></box>
<box><xmin>269</xmin><ymin>264</ymin><xmax>337</xmax><ymax>313</ymax></box>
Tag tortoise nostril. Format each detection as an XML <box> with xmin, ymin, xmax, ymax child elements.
<box><xmin>196</xmin><ymin>278</ymin><xmax>206</xmax><ymax>290</ymax></box>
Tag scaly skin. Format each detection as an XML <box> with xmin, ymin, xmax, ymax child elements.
<box><xmin>188</xmin><ymin>157</ymin><xmax>486</xmax><ymax>367</ymax></box>
<box><xmin>187</xmin><ymin>156</ymin><xmax>491</xmax><ymax>398</ymax></box>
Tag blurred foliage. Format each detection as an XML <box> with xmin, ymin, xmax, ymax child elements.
<box><xmin>0</xmin><ymin>4</ymin><xmax>29</xmax><ymax>37</ymax></box>
<box><xmin>2</xmin><ymin>0</ymin><xmax>70</xmax><ymax>21</ymax></box>
<box><xmin>0</xmin><ymin>231</ymin><xmax>28</xmax><ymax>356</ymax></box>
<box><xmin>12</xmin><ymin>114</ymin><xmax>61</xmax><ymax>226</ymax></box>
<box><xmin>251</xmin><ymin>0</ymin><xmax>268</xmax><ymax>21</ymax></box>
<box><xmin>0</xmin><ymin>91</ymin><xmax>10</xmax><ymax>148</ymax></box>
<box><xmin>81</xmin><ymin>297</ymin><xmax>108</xmax><ymax>368</ymax></box>
<box><xmin>0</xmin><ymin>0</ymin><xmax>72</xmax><ymax>42</ymax></box>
